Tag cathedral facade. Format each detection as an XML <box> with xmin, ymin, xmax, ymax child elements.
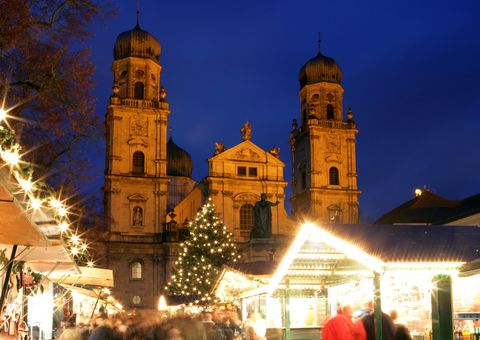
<box><xmin>95</xmin><ymin>21</ymin><xmax>360</xmax><ymax>310</ymax></box>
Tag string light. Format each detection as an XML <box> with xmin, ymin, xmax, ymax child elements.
<box><xmin>2</xmin><ymin>148</ymin><xmax>20</xmax><ymax>165</ymax></box>
<box><xmin>0</xmin><ymin>108</ymin><xmax>6</xmax><ymax>121</ymax></box>
<box><xmin>58</xmin><ymin>221</ymin><xmax>69</xmax><ymax>232</ymax></box>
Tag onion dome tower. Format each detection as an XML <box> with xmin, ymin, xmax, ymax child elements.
<box><xmin>166</xmin><ymin>137</ymin><xmax>196</xmax><ymax>210</ymax></box>
<box><xmin>167</xmin><ymin>137</ymin><xmax>193</xmax><ymax>177</ymax></box>
<box><xmin>290</xmin><ymin>44</ymin><xmax>360</xmax><ymax>224</ymax></box>
<box><xmin>298</xmin><ymin>51</ymin><xmax>342</xmax><ymax>87</ymax></box>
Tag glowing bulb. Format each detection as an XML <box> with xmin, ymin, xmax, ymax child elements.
<box><xmin>2</xmin><ymin>149</ymin><xmax>20</xmax><ymax>165</ymax></box>
<box><xmin>49</xmin><ymin>199</ymin><xmax>62</xmax><ymax>209</ymax></box>
<box><xmin>71</xmin><ymin>247</ymin><xmax>79</xmax><ymax>255</ymax></box>
<box><xmin>30</xmin><ymin>197</ymin><xmax>42</xmax><ymax>210</ymax></box>
<box><xmin>0</xmin><ymin>108</ymin><xmax>6</xmax><ymax>121</ymax></box>
<box><xmin>415</xmin><ymin>188</ymin><xmax>422</xmax><ymax>196</ymax></box>
<box><xmin>70</xmin><ymin>235</ymin><xmax>80</xmax><ymax>244</ymax></box>
<box><xmin>18</xmin><ymin>177</ymin><xmax>33</xmax><ymax>192</ymax></box>
<box><xmin>87</xmin><ymin>261</ymin><xmax>94</xmax><ymax>268</ymax></box>
<box><xmin>80</xmin><ymin>243</ymin><xmax>88</xmax><ymax>251</ymax></box>
<box><xmin>58</xmin><ymin>221</ymin><xmax>69</xmax><ymax>232</ymax></box>
<box><xmin>57</xmin><ymin>206</ymin><xmax>67</xmax><ymax>217</ymax></box>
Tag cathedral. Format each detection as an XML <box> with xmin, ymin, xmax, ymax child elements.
<box><xmin>94</xmin><ymin>20</ymin><xmax>360</xmax><ymax>309</ymax></box>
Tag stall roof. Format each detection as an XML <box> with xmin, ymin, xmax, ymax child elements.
<box><xmin>321</xmin><ymin>224</ymin><xmax>480</xmax><ymax>262</ymax></box>
<box><xmin>0</xmin><ymin>243</ymin><xmax>78</xmax><ymax>275</ymax></box>
<box><xmin>262</xmin><ymin>223</ymin><xmax>480</xmax><ymax>296</ymax></box>
<box><xmin>50</xmin><ymin>266</ymin><xmax>114</xmax><ymax>288</ymax></box>
<box><xmin>0</xmin><ymin>182</ymin><xmax>50</xmax><ymax>247</ymax></box>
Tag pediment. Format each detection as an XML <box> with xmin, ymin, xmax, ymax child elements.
<box><xmin>127</xmin><ymin>137</ymin><xmax>148</xmax><ymax>147</ymax></box>
<box><xmin>325</xmin><ymin>155</ymin><xmax>343</xmax><ymax>163</ymax></box>
<box><xmin>211</xmin><ymin>140</ymin><xmax>284</xmax><ymax>166</ymax></box>
<box><xmin>127</xmin><ymin>193</ymin><xmax>147</xmax><ymax>202</ymax></box>
<box><xmin>233</xmin><ymin>192</ymin><xmax>260</xmax><ymax>202</ymax></box>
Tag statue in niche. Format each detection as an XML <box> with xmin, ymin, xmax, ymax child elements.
<box><xmin>251</xmin><ymin>193</ymin><xmax>279</xmax><ymax>239</ymax></box>
<box><xmin>240</xmin><ymin>121</ymin><xmax>252</xmax><ymax>141</ymax></box>
<box><xmin>133</xmin><ymin>206</ymin><xmax>143</xmax><ymax>227</ymax></box>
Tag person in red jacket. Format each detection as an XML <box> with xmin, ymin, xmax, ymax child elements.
<box><xmin>322</xmin><ymin>305</ymin><xmax>357</xmax><ymax>340</ymax></box>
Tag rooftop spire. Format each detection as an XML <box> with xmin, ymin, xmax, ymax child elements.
<box><xmin>317</xmin><ymin>32</ymin><xmax>322</xmax><ymax>53</ymax></box>
<box><xmin>136</xmin><ymin>9</ymin><xmax>140</xmax><ymax>27</ymax></box>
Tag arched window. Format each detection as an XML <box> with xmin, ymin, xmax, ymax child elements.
<box><xmin>240</xmin><ymin>204</ymin><xmax>255</xmax><ymax>235</ymax></box>
<box><xmin>134</xmin><ymin>82</ymin><xmax>144</xmax><ymax>99</ymax></box>
<box><xmin>329</xmin><ymin>167</ymin><xmax>339</xmax><ymax>185</ymax></box>
<box><xmin>132</xmin><ymin>151</ymin><xmax>144</xmax><ymax>174</ymax></box>
<box><xmin>327</xmin><ymin>104</ymin><xmax>335</xmax><ymax>120</ymax></box>
<box><xmin>131</xmin><ymin>262</ymin><xmax>142</xmax><ymax>279</ymax></box>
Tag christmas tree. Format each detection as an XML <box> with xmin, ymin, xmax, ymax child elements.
<box><xmin>166</xmin><ymin>198</ymin><xmax>240</xmax><ymax>305</ymax></box>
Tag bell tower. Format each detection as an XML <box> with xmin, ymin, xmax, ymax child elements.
<box><xmin>104</xmin><ymin>19</ymin><xmax>169</xmax><ymax>235</ymax></box>
<box><xmin>290</xmin><ymin>48</ymin><xmax>360</xmax><ymax>224</ymax></box>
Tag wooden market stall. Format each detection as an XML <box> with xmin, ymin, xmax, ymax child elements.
<box><xmin>215</xmin><ymin>223</ymin><xmax>480</xmax><ymax>340</ymax></box>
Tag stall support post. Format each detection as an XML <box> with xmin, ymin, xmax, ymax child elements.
<box><xmin>374</xmin><ymin>271</ymin><xmax>383</xmax><ymax>340</ymax></box>
<box><xmin>431</xmin><ymin>274</ymin><xmax>453</xmax><ymax>340</ymax></box>
<box><xmin>0</xmin><ymin>245</ymin><xmax>17</xmax><ymax>313</ymax></box>
<box><xmin>284</xmin><ymin>279</ymin><xmax>291</xmax><ymax>340</ymax></box>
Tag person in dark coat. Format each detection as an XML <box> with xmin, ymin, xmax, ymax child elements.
<box><xmin>355</xmin><ymin>310</ymin><xmax>395</xmax><ymax>340</ymax></box>
<box><xmin>390</xmin><ymin>310</ymin><xmax>412</xmax><ymax>340</ymax></box>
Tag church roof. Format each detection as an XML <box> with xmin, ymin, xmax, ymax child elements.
<box><xmin>167</xmin><ymin>137</ymin><xmax>193</xmax><ymax>177</ymax></box>
<box><xmin>375</xmin><ymin>191</ymin><xmax>480</xmax><ymax>225</ymax></box>
<box><xmin>114</xmin><ymin>21</ymin><xmax>161</xmax><ymax>62</ymax></box>
<box><xmin>299</xmin><ymin>51</ymin><xmax>342</xmax><ymax>88</ymax></box>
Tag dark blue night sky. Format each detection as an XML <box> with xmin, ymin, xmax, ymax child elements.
<box><xmin>85</xmin><ymin>0</ymin><xmax>480</xmax><ymax>222</ymax></box>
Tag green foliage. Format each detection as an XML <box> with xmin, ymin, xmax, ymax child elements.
<box><xmin>166</xmin><ymin>199</ymin><xmax>240</xmax><ymax>306</ymax></box>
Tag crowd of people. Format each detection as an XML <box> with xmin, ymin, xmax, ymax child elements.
<box><xmin>55</xmin><ymin>308</ymin><xmax>264</xmax><ymax>340</ymax></box>
<box><xmin>322</xmin><ymin>302</ymin><xmax>411</xmax><ymax>340</ymax></box>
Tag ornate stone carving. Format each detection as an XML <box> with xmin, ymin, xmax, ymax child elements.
<box><xmin>222</xmin><ymin>191</ymin><xmax>233</xmax><ymax>197</ymax></box>
<box><xmin>130</xmin><ymin>118</ymin><xmax>148</xmax><ymax>137</ymax></box>
<box><xmin>154</xmin><ymin>190</ymin><xmax>167</xmax><ymax>196</ymax></box>
<box><xmin>127</xmin><ymin>193</ymin><xmax>147</xmax><ymax>202</ymax></box>
<box><xmin>127</xmin><ymin>137</ymin><xmax>148</xmax><ymax>147</ymax></box>
<box><xmin>111</xmin><ymin>188</ymin><xmax>121</xmax><ymax>195</ymax></box>
<box><xmin>327</xmin><ymin>133</ymin><xmax>341</xmax><ymax>153</ymax></box>
<box><xmin>210</xmin><ymin>190</ymin><xmax>219</xmax><ymax>196</ymax></box>
<box><xmin>233</xmin><ymin>148</ymin><xmax>262</xmax><ymax>161</ymax></box>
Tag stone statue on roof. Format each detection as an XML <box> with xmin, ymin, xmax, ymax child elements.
<box><xmin>240</xmin><ymin>121</ymin><xmax>252</xmax><ymax>141</ymax></box>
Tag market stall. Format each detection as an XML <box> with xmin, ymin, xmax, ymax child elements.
<box><xmin>215</xmin><ymin>223</ymin><xmax>480</xmax><ymax>340</ymax></box>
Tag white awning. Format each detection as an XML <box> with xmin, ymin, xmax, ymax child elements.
<box><xmin>0</xmin><ymin>184</ymin><xmax>50</xmax><ymax>247</ymax></box>
<box><xmin>0</xmin><ymin>243</ymin><xmax>79</xmax><ymax>275</ymax></box>
<box><xmin>50</xmin><ymin>266</ymin><xmax>114</xmax><ymax>288</ymax></box>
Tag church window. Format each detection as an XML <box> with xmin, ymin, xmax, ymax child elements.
<box><xmin>237</xmin><ymin>166</ymin><xmax>247</xmax><ymax>176</ymax></box>
<box><xmin>132</xmin><ymin>151</ymin><xmax>145</xmax><ymax>174</ymax></box>
<box><xmin>329</xmin><ymin>167</ymin><xmax>339</xmax><ymax>185</ymax></box>
<box><xmin>120</xmin><ymin>70</ymin><xmax>128</xmax><ymax>79</ymax></box>
<box><xmin>134</xmin><ymin>82</ymin><xmax>144</xmax><ymax>99</ymax></box>
<box><xmin>248</xmin><ymin>167</ymin><xmax>257</xmax><ymax>177</ymax></box>
<box><xmin>327</xmin><ymin>104</ymin><xmax>335</xmax><ymax>120</ymax></box>
<box><xmin>240</xmin><ymin>204</ymin><xmax>255</xmax><ymax>235</ymax></box>
<box><xmin>132</xmin><ymin>295</ymin><xmax>141</xmax><ymax>305</ymax></box>
<box><xmin>131</xmin><ymin>262</ymin><xmax>142</xmax><ymax>279</ymax></box>
<box><xmin>302</xmin><ymin>109</ymin><xmax>307</xmax><ymax>125</ymax></box>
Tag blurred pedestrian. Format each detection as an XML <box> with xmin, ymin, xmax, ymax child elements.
<box><xmin>390</xmin><ymin>310</ymin><xmax>411</xmax><ymax>340</ymax></box>
<box><xmin>322</xmin><ymin>305</ymin><xmax>357</xmax><ymax>340</ymax></box>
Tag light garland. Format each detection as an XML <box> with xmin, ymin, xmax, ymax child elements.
<box><xmin>0</xmin><ymin>105</ymin><xmax>94</xmax><ymax>266</ymax></box>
